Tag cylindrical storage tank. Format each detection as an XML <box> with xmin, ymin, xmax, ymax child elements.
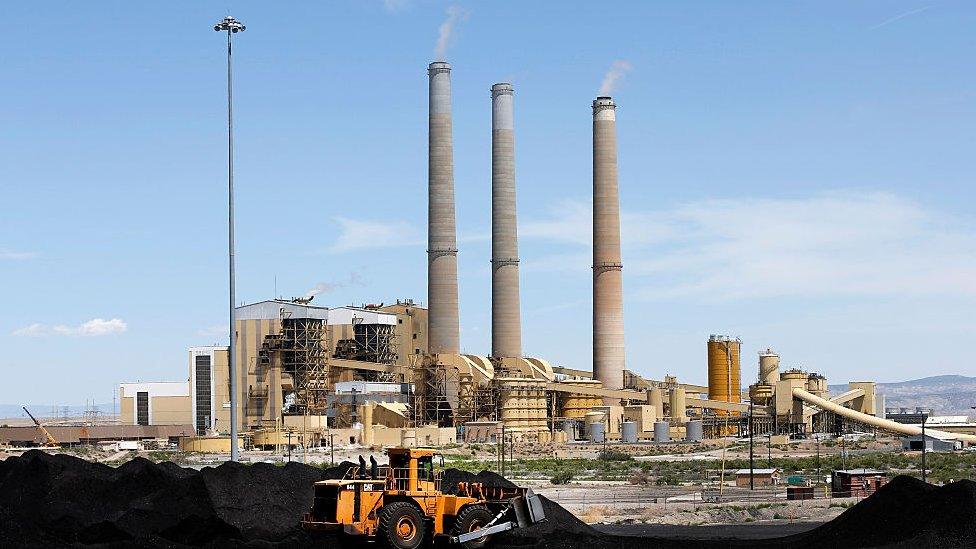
<box><xmin>669</xmin><ymin>388</ymin><xmax>687</xmax><ymax>422</ymax></box>
<box><xmin>781</xmin><ymin>369</ymin><xmax>806</xmax><ymax>381</ymax></box>
<box><xmin>401</xmin><ymin>429</ymin><xmax>417</xmax><ymax>448</ymax></box>
<box><xmin>685</xmin><ymin>420</ymin><xmax>703</xmax><ymax>442</ymax></box>
<box><xmin>707</xmin><ymin>335</ymin><xmax>741</xmax><ymax>409</ymax></box>
<box><xmin>588</xmin><ymin>422</ymin><xmax>606</xmax><ymax>443</ymax></box>
<box><xmin>563</xmin><ymin>421</ymin><xmax>577</xmax><ymax>441</ymax></box>
<box><xmin>653</xmin><ymin>421</ymin><xmax>670</xmax><ymax>443</ymax></box>
<box><xmin>807</xmin><ymin>373</ymin><xmax>828</xmax><ymax>398</ymax></box>
<box><xmin>648</xmin><ymin>387</ymin><xmax>664</xmax><ymax>418</ymax></box>
<box><xmin>621</xmin><ymin>421</ymin><xmax>637</xmax><ymax>443</ymax></box>
<box><xmin>758</xmin><ymin>350</ymin><xmax>780</xmax><ymax>385</ymax></box>
<box><xmin>560</xmin><ymin>379</ymin><xmax>604</xmax><ymax>418</ymax></box>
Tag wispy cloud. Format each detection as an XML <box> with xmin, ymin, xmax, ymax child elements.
<box><xmin>434</xmin><ymin>5</ymin><xmax>469</xmax><ymax>61</ymax></box>
<box><xmin>328</xmin><ymin>217</ymin><xmax>423</xmax><ymax>253</ymax></box>
<box><xmin>523</xmin><ymin>192</ymin><xmax>976</xmax><ymax>301</ymax></box>
<box><xmin>870</xmin><ymin>5</ymin><xmax>932</xmax><ymax>30</ymax></box>
<box><xmin>0</xmin><ymin>249</ymin><xmax>39</xmax><ymax>260</ymax></box>
<box><xmin>196</xmin><ymin>325</ymin><xmax>228</xmax><ymax>338</ymax></box>
<box><xmin>598</xmin><ymin>60</ymin><xmax>633</xmax><ymax>96</ymax></box>
<box><xmin>382</xmin><ymin>0</ymin><xmax>410</xmax><ymax>13</ymax></box>
<box><xmin>13</xmin><ymin>318</ymin><xmax>128</xmax><ymax>337</ymax></box>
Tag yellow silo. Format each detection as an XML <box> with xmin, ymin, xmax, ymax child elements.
<box><xmin>707</xmin><ymin>335</ymin><xmax>741</xmax><ymax>412</ymax></box>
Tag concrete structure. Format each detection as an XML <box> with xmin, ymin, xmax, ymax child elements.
<box><xmin>0</xmin><ymin>424</ymin><xmax>192</xmax><ymax>446</ymax></box>
<box><xmin>119</xmin><ymin>382</ymin><xmax>191</xmax><ymax>426</ymax></box>
<box><xmin>592</xmin><ymin>96</ymin><xmax>625</xmax><ymax>391</ymax></box>
<box><xmin>735</xmin><ymin>468</ymin><xmax>781</xmax><ymax>488</ymax></box>
<box><xmin>490</xmin><ymin>82</ymin><xmax>522</xmax><ymax>360</ymax></box>
<box><xmin>427</xmin><ymin>61</ymin><xmax>460</xmax><ymax>355</ymax></box>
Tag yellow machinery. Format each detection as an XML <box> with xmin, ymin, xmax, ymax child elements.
<box><xmin>22</xmin><ymin>406</ymin><xmax>58</xmax><ymax>447</ymax></box>
<box><xmin>303</xmin><ymin>447</ymin><xmax>545</xmax><ymax>548</ymax></box>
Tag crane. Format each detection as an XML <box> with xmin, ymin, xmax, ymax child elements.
<box><xmin>22</xmin><ymin>406</ymin><xmax>58</xmax><ymax>447</ymax></box>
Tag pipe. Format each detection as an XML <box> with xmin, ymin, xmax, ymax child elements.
<box><xmin>792</xmin><ymin>388</ymin><xmax>976</xmax><ymax>443</ymax></box>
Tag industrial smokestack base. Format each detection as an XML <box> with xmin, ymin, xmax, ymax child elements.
<box><xmin>491</xmin><ymin>82</ymin><xmax>522</xmax><ymax>359</ymax></box>
<box><xmin>428</xmin><ymin>61</ymin><xmax>460</xmax><ymax>355</ymax></box>
<box><xmin>592</xmin><ymin>96</ymin><xmax>625</xmax><ymax>391</ymax></box>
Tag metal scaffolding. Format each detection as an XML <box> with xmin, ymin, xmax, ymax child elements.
<box><xmin>262</xmin><ymin>314</ymin><xmax>330</xmax><ymax>416</ymax></box>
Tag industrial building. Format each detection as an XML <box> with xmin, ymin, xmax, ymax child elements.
<box><xmin>105</xmin><ymin>59</ymin><xmax>976</xmax><ymax>453</ymax></box>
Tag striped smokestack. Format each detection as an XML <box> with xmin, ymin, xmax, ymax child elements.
<box><xmin>427</xmin><ymin>61</ymin><xmax>460</xmax><ymax>354</ymax></box>
<box><xmin>490</xmin><ymin>83</ymin><xmax>521</xmax><ymax>358</ymax></box>
<box><xmin>592</xmin><ymin>96</ymin><xmax>625</xmax><ymax>390</ymax></box>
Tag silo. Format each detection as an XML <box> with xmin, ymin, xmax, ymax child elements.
<box><xmin>758</xmin><ymin>349</ymin><xmax>780</xmax><ymax>385</ymax></box>
<box><xmin>685</xmin><ymin>420</ymin><xmax>703</xmax><ymax>442</ymax></box>
<box><xmin>588</xmin><ymin>422</ymin><xmax>606</xmax><ymax>443</ymax></box>
<box><xmin>621</xmin><ymin>421</ymin><xmax>638</xmax><ymax>443</ymax></box>
<box><xmin>653</xmin><ymin>421</ymin><xmax>670</xmax><ymax>443</ymax></box>
<box><xmin>563</xmin><ymin>421</ymin><xmax>577</xmax><ymax>441</ymax></box>
<box><xmin>707</xmin><ymin>335</ymin><xmax>742</xmax><ymax>410</ymax></box>
<box><xmin>648</xmin><ymin>387</ymin><xmax>664</xmax><ymax>419</ymax></box>
<box><xmin>669</xmin><ymin>387</ymin><xmax>687</xmax><ymax>422</ymax></box>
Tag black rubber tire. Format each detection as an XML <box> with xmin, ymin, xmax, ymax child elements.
<box><xmin>452</xmin><ymin>505</ymin><xmax>494</xmax><ymax>549</ymax></box>
<box><xmin>378</xmin><ymin>501</ymin><xmax>427</xmax><ymax>549</ymax></box>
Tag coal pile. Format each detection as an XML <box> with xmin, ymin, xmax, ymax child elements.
<box><xmin>787</xmin><ymin>475</ymin><xmax>976</xmax><ymax>549</ymax></box>
<box><xmin>0</xmin><ymin>450</ymin><xmax>353</xmax><ymax>548</ymax></box>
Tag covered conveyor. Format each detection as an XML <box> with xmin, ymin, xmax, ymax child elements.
<box><xmin>792</xmin><ymin>388</ymin><xmax>976</xmax><ymax>443</ymax></box>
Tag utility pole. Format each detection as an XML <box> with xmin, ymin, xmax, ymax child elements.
<box><xmin>214</xmin><ymin>15</ymin><xmax>245</xmax><ymax>462</ymax></box>
<box><xmin>921</xmin><ymin>414</ymin><xmax>928</xmax><ymax>483</ymax></box>
<box><xmin>749</xmin><ymin>401</ymin><xmax>754</xmax><ymax>490</ymax></box>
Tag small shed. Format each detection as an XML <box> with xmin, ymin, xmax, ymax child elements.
<box><xmin>901</xmin><ymin>435</ymin><xmax>960</xmax><ymax>452</ymax></box>
<box><xmin>734</xmin><ymin>468</ymin><xmax>781</xmax><ymax>488</ymax></box>
<box><xmin>832</xmin><ymin>469</ymin><xmax>887</xmax><ymax>497</ymax></box>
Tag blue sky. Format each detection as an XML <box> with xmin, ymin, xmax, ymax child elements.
<box><xmin>2</xmin><ymin>2</ymin><xmax>974</xmax><ymax>405</ymax></box>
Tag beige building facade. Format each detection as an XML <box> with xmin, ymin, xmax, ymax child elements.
<box><xmin>118</xmin><ymin>381</ymin><xmax>192</xmax><ymax>426</ymax></box>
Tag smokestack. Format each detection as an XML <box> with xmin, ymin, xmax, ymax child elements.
<box><xmin>592</xmin><ymin>96</ymin><xmax>625</xmax><ymax>390</ymax></box>
<box><xmin>427</xmin><ymin>61</ymin><xmax>460</xmax><ymax>355</ymax></box>
<box><xmin>490</xmin><ymin>83</ymin><xmax>521</xmax><ymax>359</ymax></box>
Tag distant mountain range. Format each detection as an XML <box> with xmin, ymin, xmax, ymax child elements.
<box><xmin>830</xmin><ymin>375</ymin><xmax>976</xmax><ymax>417</ymax></box>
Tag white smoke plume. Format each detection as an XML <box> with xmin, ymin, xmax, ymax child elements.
<box><xmin>434</xmin><ymin>5</ymin><xmax>468</xmax><ymax>61</ymax></box>
<box><xmin>305</xmin><ymin>282</ymin><xmax>338</xmax><ymax>299</ymax></box>
<box><xmin>599</xmin><ymin>60</ymin><xmax>633</xmax><ymax>96</ymax></box>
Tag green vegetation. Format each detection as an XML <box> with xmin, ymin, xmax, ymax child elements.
<box><xmin>550</xmin><ymin>471</ymin><xmax>574</xmax><ymax>484</ymax></box>
<box><xmin>445</xmin><ymin>451</ymin><xmax>976</xmax><ymax>485</ymax></box>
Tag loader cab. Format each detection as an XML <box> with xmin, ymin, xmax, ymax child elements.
<box><xmin>387</xmin><ymin>447</ymin><xmax>440</xmax><ymax>493</ymax></box>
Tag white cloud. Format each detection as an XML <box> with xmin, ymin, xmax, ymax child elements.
<box><xmin>328</xmin><ymin>217</ymin><xmax>423</xmax><ymax>253</ymax></box>
<box><xmin>196</xmin><ymin>325</ymin><xmax>228</xmax><ymax>338</ymax></box>
<box><xmin>0</xmin><ymin>249</ymin><xmax>38</xmax><ymax>260</ymax></box>
<box><xmin>14</xmin><ymin>318</ymin><xmax>128</xmax><ymax>337</ymax></box>
<box><xmin>11</xmin><ymin>323</ymin><xmax>46</xmax><ymax>337</ymax></box>
<box><xmin>598</xmin><ymin>60</ymin><xmax>633</xmax><ymax>96</ymax></box>
<box><xmin>523</xmin><ymin>192</ymin><xmax>976</xmax><ymax>301</ymax></box>
<box><xmin>305</xmin><ymin>282</ymin><xmax>338</xmax><ymax>298</ymax></box>
<box><xmin>382</xmin><ymin>0</ymin><xmax>410</xmax><ymax>12</ymax></box>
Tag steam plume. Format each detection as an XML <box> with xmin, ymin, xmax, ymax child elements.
<box><xmin>599</xmin><ymin>60</ymin><xmax>632</xmax><ymax>95</ymax></box>
<box><xmin>434</xmin><ymin>5</ymin><xmax>468</xmax><ymax>61</ymax></box>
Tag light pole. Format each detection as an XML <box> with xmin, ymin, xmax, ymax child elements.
<box><xmin>748</xmin><ymin>400</ymin><xmax>754</xmax><ymax>490</ymax></box>
<box><xmin>921</xmin><ymin>413</ymin><xmax>928</xmax><ymax>483</ymax></box>
<box><xmin>214</xmin><ymin>15</ymin><xmax>245</xmax><ymax>462</ymax></box>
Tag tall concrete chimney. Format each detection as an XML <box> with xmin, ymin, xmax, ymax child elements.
<box><xmin>427</xmin><ymin>61</ymin><xmax>460</xmax><ymax>355</ymax></box>
<box><xmin>490</xmin><ymin>83</ymin><xmax>521</xmax><ymax>359</ymax></box>
<box><xmin>592</xmin><ymin>96</ymin><xmax>625</xmax><ymax>390</ymax></box>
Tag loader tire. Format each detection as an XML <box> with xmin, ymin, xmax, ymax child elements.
<box><xmin>378</xmin><ymin>501</ymin><xmax>426</xmax><ymax>549</ymax></box>
<box><xmin>452</xmin><ymin>505</ymin><xmax>494</xmax><ymax>549</ymax></box>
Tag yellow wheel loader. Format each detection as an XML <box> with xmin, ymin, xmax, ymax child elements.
<box><xmin>302</xmin><ymin>447</ymin><xmax>545</xmax><ymax>548</ymax></box>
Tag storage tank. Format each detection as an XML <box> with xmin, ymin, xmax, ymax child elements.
<box><xmin>497</xmin><ymin>377</ymin><xmax>548</xmax><ymax>432</ymax></box>
<box><xmin>685</xmin><ymin>420</ymin><xmax>703</xmax><ymax>442</ymax></box>
<box><xmin>781</xmin><ymin>369</ymin><xmax>807</xmax><ymax>381</ymax></box>
<box><xmin>758</xmin><ymin>349</ymin><xmax>780</xmax><ymax>385</ymax></box>
<box><xmin>648</xmin><ymin>387</ymin><xmax>664</xmax><ymax>418</ymax></box>
<box><xmin>621</xmin><ymin>421</ymin><xmax>637</xmax><ymax>443</ymax></box>
<box><xmin>669</xmin><ymin>387</ymin><xmax>687</xmax><ymax>422</ymax></box>
<box><xmin>653</xmin><ymin>421</ymin><xmax>670</xmax><ymax>443</ymax></box>
<box><xmin>807</xmin><ymin>373</ymin><xmax>828</xmax><ymax>398</ymax></box>
<box><xmin>562</xmin><ymin>421</ymin><xmax>577</xmax><ymax>441</ymax></box>
<box><xmin>708</xmin><ymin>335</ymin><xmax>741</xmax><ymax>415</ymax></box>
<box><xmin>588</xmin><ymin>422</ymin><xmax>606</xmax><ymax>443</ymax></box>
